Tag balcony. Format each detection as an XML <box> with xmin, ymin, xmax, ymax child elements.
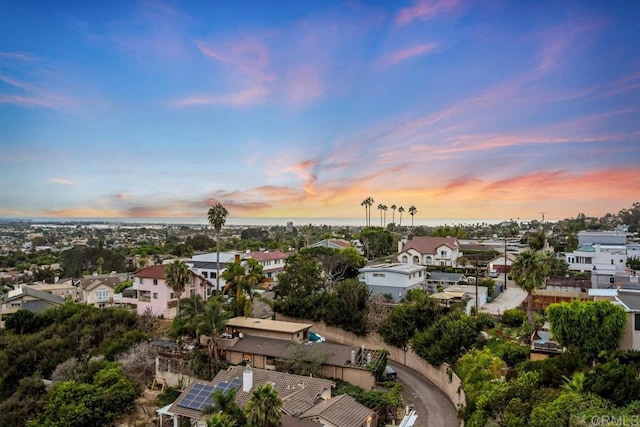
<box><xmin>138</xmin><ymin>295</ymin><xmax>151</xmax><ymax>302</ymax></box>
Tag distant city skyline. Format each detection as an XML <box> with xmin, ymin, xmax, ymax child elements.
<box><xmin>1</xmin><ymin>1</ymin><xmax>639</xmax><ymax>220</ymax></box>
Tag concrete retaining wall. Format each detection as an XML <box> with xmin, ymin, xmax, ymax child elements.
<box><xmin>276</xmin><ymin>314</ymin><xmax>466</xmax><ymax>410</ymax></box>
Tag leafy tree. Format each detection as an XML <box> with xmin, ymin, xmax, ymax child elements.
<box><xmin>244</xmin><ymin>383</ymin><xmax>283</xmax><ymax>427</ymax></box>
<box><xmin>546</xmin><ymin>300</ymin><xmax>626</xmax><ymax>360</ymax></box>
<box><xmin>301</xmin><ymin>246</ymin><xmax>366</xmax><ymax>288</ymax></box>
<box><xmin>275</xmin><ymin>253</ymin><xmax>323</xmax><ymax>300</ymax></box>
<box><xmin>206</xmin><ymin>388</ymin><xmax>244</xmax><ymax>426</ymax></box>
<box><xmin>207</xmin><ymin>412</ymin><xmax>238</xmax><ymax>427</ymax></box>
<box><xmin>280</xmin><ymin>341</ymin><xmax>328</xmax><ymax>376</ymax></box>
<box><xmin>512</xmin><ymin>352</ymin><xmax>587</xmax><ymax>388</ymax></box>
<box><xmin>365</xmin><ymin>293</ymin><xmax>390</xmax><ymax>334</ymax></box>
<box><xmin>584</xmin><ymin>360</ymin><xmax>640</xmax><ymax>407</ymax></box>
<box><xmin>208</xmin><ymin>203</ymin><xmax>229</xmax><ymax>292</ymax></box>
<box><xmin>529</xmin><ymin>391</ymin><xmax>608</xmax><ymax>427</ymax></box>
<box><xmin>495</xmin><ymin>341</ymin><xmax>529</xmax><ymax>368</ymax></box>
<box><xmin>358</xmin><ymin>227</ymin><xmax>394</xmax><ymax>259</ymax></box>
<box><xmin>412</xmin><ymin>312</ymin><xmax>481</xmax><ymax>366</ymax></box>
<box><xmin>380</xmin><ymin>290</ymin><xmax>443</xmax><ymax>348</ymax></box>
<box><xmin>331</xmin><ymin>279</ymin><xmax>370</xmax><ymax>335</ymax></box>
<box><xmin>165</xmin><ymin>260</ymin><xmax>191</xmax><ymax>317</ymax></box>
<box><xmin>510</xmin><ymin>249</ymin><xmax>552</xmax><ymax>323</ymax></box>
<box><xmin>114</xmin><ymin>280</ymin><xmax>133</xmax><ymax>294</ymax></box>
<box><xmin>456</xmin><ymin>348</ymin><xmax>504</xmax><ymax>408</ymax></box>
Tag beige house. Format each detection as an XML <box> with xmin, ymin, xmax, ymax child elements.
<box><xmin>220</xmin><ymin>317</ymin><xmax>385</xmax><ymax>390</ymax></box>
<box><xmin>80</xmin><ymin>276</ymin><xmax>122</xmax><ymax>308</ymax></box>
<box><xmin>1</xmin><ymin>286</ymin><xmax>65</xmax><ymax>321</ymax></box>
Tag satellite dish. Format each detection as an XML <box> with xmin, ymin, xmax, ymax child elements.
<box><xmin>239</xmin><ymin>333</ymin><xmax>244</xmax><ymax>339</ymax></box>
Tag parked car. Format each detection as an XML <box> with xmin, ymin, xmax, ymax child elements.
<box><xmin>309</xmin><ymin>331</ymin><xmax>326</xmax><ymax>342</ymax></box>
<box><xmin>489</xmin><ymin>269</ymin><xmax>499</xmax><ymax>278</ymax></box>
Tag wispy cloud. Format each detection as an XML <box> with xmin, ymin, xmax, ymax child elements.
<box><xmin>172</xmin><ymin>86</ymin><xmax>270</xmax><ymax>107</ymax></box>
<box><xmin>48</xmin><ymin>178</ymin><xmax>73</xmax><ymax>185</ymax></box>
<box><xmin>377</xmin><ymin>43</ymin><xmax>438</xmax><ymax>68</ymax></box>
<box><xmin>395</xmin><ymin>0</ymin><xmax>461</xmax><ymax>26</ymax></box>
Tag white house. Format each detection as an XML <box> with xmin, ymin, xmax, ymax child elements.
<box><xmin>565</xmin><ymin>244</ymin><xmax>628</xmax><ymax>287</ymax></box>
<box><xmin>397</xmin><ymin>236</ymin><xmax>460</xmax><ymax>267</ymax></box>
<box><xmin>358</xmin><ymin>263</ymin><xmax>427</xmax><ymax>303</ymax></box>
<box><xmin>247</xmin><ymin>250</ymin><xmax>289</xmax><ymax>283</ymax></box>
<box><xmin>189</xmin><ymin>252</ymin><xmax>247</xmax><ymax>291</ymax></box>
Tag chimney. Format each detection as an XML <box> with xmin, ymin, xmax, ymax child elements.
<box><xmin>243</xmin><ymin>365</ymin><xmax>253</xmax><ymax>392</ymax></box>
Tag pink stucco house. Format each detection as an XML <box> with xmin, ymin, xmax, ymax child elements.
<box><xmin>121</xmin><ymin>264</ymin><xmax>210</xmax><ymax>319</ymax></box>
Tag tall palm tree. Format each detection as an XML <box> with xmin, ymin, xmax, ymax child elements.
<box><xmin>208</xmin><ymin>203</ymin><xmax>229</xmax><ymax>293</ymax></box>
<box><xmin>377</xmin><ymin>203</ymin><xmax>384</xmax><ymax>226</ymax></box>
<box><xmin>245</xmin><ymin>383</ymin><xmax>283</xmax><ymax>427</ymax></box>
<box><xmin>409</xmin><ymin>205</ymin><xmax>417</xmax><ymax>227</ymax></box>
<box><xmin>398</xmin><ymin>206</ymin><xmax>405</xmax><ymax>227</ymax></box>
<box><xmin>510</xmin><ymin>249</ymin><xmax>552</xmax><ymax>323</ymax></box>
<box><xmin>165</xmin><ymin>260</ymin><xmax>191</xmax><ymax>317</ymax></box>
<box><xmin>361</xmin><ymin>198</ymin><xmax>369</xmax><ymax>226</ymax></box>
<box><xmin>390</xmin><ymin>204</ymin><xmax>397</xmax><ymax>225</ymax></box>
<box><xmin>366</xmin><ymin>197</ymin><xmax>374</xmax><ymax>226</ymax></box>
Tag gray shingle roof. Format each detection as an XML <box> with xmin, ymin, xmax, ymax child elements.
<box><xmin>301</xmin><ymin>393</ymin><xmax>375</xmax><ymax>427</ymax></box>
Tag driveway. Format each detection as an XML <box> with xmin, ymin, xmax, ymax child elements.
<box><xmin>480</xmin><ymin>284</ymin><xmax>527</xmax><ymax>315</ymax></box>
<box><xmin>388</xmin><ymin>361</ymin><xmax>460</xmax><ymax>427</ymax></box>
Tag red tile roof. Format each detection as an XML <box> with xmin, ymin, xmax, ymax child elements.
<box><xmin>400</xmin><ymin>236</ymin><xmax>459</xmax><ymax>254</ymax></box>
<box><xmin>249</xmin><ymin>250</ymin><xmax>289</xmax><ymax>262</ymax></box>
<box><xmin>133</xmin><ymin>264</ymin><xmax>167</xmax><ymax>279</ymax></box>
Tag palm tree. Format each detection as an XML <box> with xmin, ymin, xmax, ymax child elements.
<box><xmin>409</xmin><ymin>205</ymin><xmax>417</xmax><ymax>227</ymax></box>
<box><xmin>390</xmin><ymin>204</ymin><xmax>397</xmax><ymax>225</ymax></box>
<box><xmin>398</xmin><ymin>206</ymin><xmax>405</xmax><ymax>227</ymax></box>
<box><xmin>361</xmin><ymin>198</ymin><xmax>369</xmax><ymax>226</ymax></box>
<box><xmin>165</xmin><ymin>260</ymin><xmax>191</xmax><ymax>317</ymax></box>
<box><xmin>382</xmin><ymin>204</ymin><xmax>388</xmax><ymax>227</ymax></box>
<box><xmin>366</xmin><ymin>197</ymin><xmax>374</xmax><ymax>226</ymax></box>
<box><xmin>377</xmin><ymin>204</ymin><xmax>384</xmax><ymax>226</ymax></box>
<box><xmin>177</xmin><ymin>294</ymin><xmax>206</xmax><ymax>339</ymax></box>
<box><xmin>206</xmin><ymin>388</ymin><xmax>244</xmax><ymax>425</ymax></box>
<box><xmin>198</xmin><ymin>299</ymin><xmax>230</xmax><ymax>376</ymax></box>
<box><xmin>207</xmin><ymin>413</ymin><xmax>237</xmax><ymax>427</ymax></box>
<box><xmin>245</xmin><ymin>383</ymin><xmax>283</xmax><ymax>427</ymax></box>
<box><xmin>208</xmin><ymin>203</ymin><xmax>229</xmax><ymax>293</ymax></box>
<box><xmin>510</xmin><ymin>249</ymin><xmax>552</xmax><ymax>323</ymax></box>
<box><xmin>96</xmin><ymin>257</ymin><xmax>104</xmax><ymax>275</ymax></box>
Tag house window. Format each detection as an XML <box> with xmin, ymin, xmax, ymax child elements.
<box><xmin>413</xmin><ymin>255</ymin><xmax>420</xmax><ymax>264</ymax></box>
<box><xmin>373</xmin><ymin>273</ymin><xmax>386</xmax><ymax>278</ymax></box>
<box><xmin>636</xmin><ymin>314</ymin><xmax>640</xmax><ymax>331</ymax></box>
<box><xmin>11</xmin><ymin>302</ymin><xmax>21</xmax><ymax>307</ymax></box>
<box><xmin>153</xmin><ymin>279</ymin><xmax>158</xmax><ymax>286</ymax></box>
<box><xmin>139</xmin><ymin>278</ymin><xmax>143</xmax><ymax>284</ymax></box>
<box><xmin>441</xmin><ymin>250</ymin><xmax>447</xmax><ymax>257</ymax></box>
<box><xmin>202</xmin><ymin>272</ymin><xmax>208</xmax><ymax>278</ymax></box>
<box><xmin>96</xmin><ymin>290</ymin><xmax>108</xmax><ymax>300</ymax></box>
<box><xmin>266</xmin><ymin>356</ymin><xmax>276</xmax><ymax>366</ymax></box>
<box><xmin>402</xmin><ymin>256</ymin><xmax>408</xmax><ymax>263</ymax></box>
<box><xmin>170</xmin><ymin>292</ymin><xmax>176</xmax><ymax>299</ymax></box>
<box><xmin>153</xmin><ymin>292</ymin><xmax>158</xmax><ymax>299</ymax></box>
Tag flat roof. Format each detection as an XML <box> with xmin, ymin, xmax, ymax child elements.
<box><xmin>227</xmin><ymin>317</ymin><xmax>312</xmax><ymax>333</ymax></box>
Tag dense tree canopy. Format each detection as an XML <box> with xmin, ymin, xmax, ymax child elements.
<box><xmin>546</xmin><ymin>300</ymin><xmax>626</xmax><ymax>360</ymax></box>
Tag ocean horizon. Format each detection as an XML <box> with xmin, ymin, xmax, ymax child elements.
<box><xmin>0</xmin><ymin>216</ymin><xmax>513</xmax><ymax>227</ymax></box>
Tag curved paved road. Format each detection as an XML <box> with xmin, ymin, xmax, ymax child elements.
<box><xmin>388</xmin><ymin>361</ymin><xmax>460</xmax><ymax>427</ymax></box>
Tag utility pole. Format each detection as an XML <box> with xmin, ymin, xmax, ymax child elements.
<box><xmin>504</xmin><ymin>236</ymin><xmax>508</xmax><ymax>290</ymax></box>
<box><xmin>475</xmin><ymin>255</ymin><xmax>479</xmax><ymax>315</ymax></box>
<box><xmin>539</xmin><ymin>212</ymin><xmax>548</xmax><ymax>225</ymax></box>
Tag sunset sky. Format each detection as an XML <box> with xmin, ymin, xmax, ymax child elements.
<box><xmin>1</xmin><ymin>0</ymin><xmax>639</xmax><ymax>222</ymax></box>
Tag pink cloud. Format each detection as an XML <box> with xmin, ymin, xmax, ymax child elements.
<box><xmin>284</xmin><ymin>64</ymin><xmax>324</xmax><ymax>104</ymax></box>
<box><xmin>377</xmin><ymin>43</ymin><xmax>438</xmax><ymax>68</ymax></box>
<box><xmin>173</xmin><ymin>86</ymin><xmax>270</xmax><ymax>107</ymax></box>
<box><xmin>48</xmin><ymin>178</ymin><xmax>73</xmax><ymax>185</ymax></box>
<box><xmin>395</xmin><ymin>0</ymin><xmax>460</xmax><ymax>26</ymax></box>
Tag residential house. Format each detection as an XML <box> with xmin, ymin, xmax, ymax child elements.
<box><xmin>29</xmin><ymin>279</ymin><xmax>78</xmax><ymax>301</ymax></box>
<box><xmin>1</xmin><ymin>286</ymin><xmax>65</xmax><ymax>321</ymax></box>
<box><xmin>424</xmin><ymin>271</ymin><xmax>468</xmax><ymax>293</ymax></box>
<box><xmin>80</xmin><ymin>276</ymin><xmax>121</xmax><ymax>308</ymax></box>
<box><xmin>358</xmin><ymin>263</ymin><xmax>427</xmax><ymax>303</ymax></box>
<box><xmin>166</xmin><ymin>366</ymin><xmax>336</xmax><ymax>426</ymax></box>
<box><xmin>189</xmin><ymin>251</ymin><xmax>251</xmax><ymax>292</ymax></box>
<box><xmin>248</xmin><ymin>250</ymin><xmax>290</xmax><ymax>284</ymax></box>
<box><xmin>220</xmin><ymin>317</ymin><xmax>386</xmax><ymax>390</ymax></box>
<box><xmin>121</xmin><ymin>264</ymin><xmax>210</xmax><ymax>319</ymax></box>
<box><xmin>611</xmin><ymin>284</ymin><xmax>640</xmax><ymax>351</ymax></box>
<box><xmin>300</xmin><ymin>393</ymin><xmax>377</xmax><ymax>427</ymax></box>
<box><xmin>431</xmin><ymin>284</ymin><xmax>487</xmax><ymax>315</ymax></box>
<box><xmin>565</xmin><ymin>244</ymin><xmax>628</xmax><ymax>288</ymax></box>
<box><xmin>487</xmin><ymin>252</ymin><xmax>517</xmax><ymax>275</ymax></box>
<box><xmin>397</xmin><ymin>236</ymin><xmax>460</xmax><ymax>267</ymax></box>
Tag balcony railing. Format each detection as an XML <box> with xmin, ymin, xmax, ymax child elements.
<box><xmin>138</xmin><ymin>295</ymin><xmax>151</xmax><ymax>302</ymax></box>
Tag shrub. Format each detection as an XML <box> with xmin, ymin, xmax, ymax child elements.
<box><xmin>496</xmin><ymin>341</ymin><xmax>529</xmax><ymax>368</ymax></box>
<box><xmin>501</xmin><ymin>309</ymin><xmax>526</xmax><ymax>327</ymax></box>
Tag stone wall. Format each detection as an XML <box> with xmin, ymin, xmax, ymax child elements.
<box><xmin>276</xmin><ymin>314</ymin><xmax>466</xmax><ymax>409</ymax></box>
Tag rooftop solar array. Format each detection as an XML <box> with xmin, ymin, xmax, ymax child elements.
<box><xmin>177</xmin><ymin>379</ymin><xmax>242</xmax><ymax>412</ymax></box>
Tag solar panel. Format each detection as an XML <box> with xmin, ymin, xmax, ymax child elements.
<box><xmin>230</xmin><ymin>378</ymin><xmax>243</xmax><ymax>389</ymax></box>
<box><xmin>177</xmin><ymin>383</ymin><xmax>217</xmax><ymax>411</ymax></box>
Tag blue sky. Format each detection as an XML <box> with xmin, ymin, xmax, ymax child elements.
<box><xmin>1</xmin><ymin>0</ymin><xmax>639</xmax><ymax>221</ymax></box>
